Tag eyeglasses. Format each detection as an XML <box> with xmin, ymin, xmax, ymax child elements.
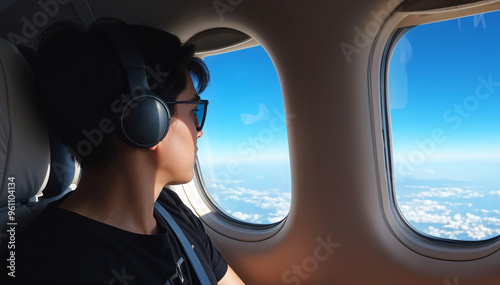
<box><xmin>165</xmin><ymin>99</ymin><xmax>209</xmax><ymax>131</ymax></box>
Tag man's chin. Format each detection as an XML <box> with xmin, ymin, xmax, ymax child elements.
<box><xmin>166</xmin><ymin>172</ymin><xmax>194</xmax><ymax>186</ymax></box>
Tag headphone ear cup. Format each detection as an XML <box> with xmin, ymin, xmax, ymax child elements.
<box><xmin>118</xmin><ymin>94</ymin><xmax>171</xmax><ymax>148</ymax></box>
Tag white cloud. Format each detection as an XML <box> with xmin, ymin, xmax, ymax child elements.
<box><xmin>229</xmin><ymin>211</ymin><xmax>263</xmax><ymax>223</ymax></box>
<box><xmin>463</xmin><ymin>192</ymin><xmax>484</xmax><ymax>198</ymax></box>
<box><xmin>211</xmin><ymin>186</ymin><xmax>291</xmax><ymax>224</ymax></box>
<box><xmin>426</xmin><ymin>226</ymin><xmax>462</xmax><ymax>239</ymax></box>
<box><xmin>489</xmin><ymin>190</ymin><xmax>500</xmax><ymax>196</ymax></box>
<box><xmin>399</xmin><ymin>199</ymin><xmax>451</xmax><ymax>224</ymax></box>
<box><xmin>227</xmin><ymin>195</ymin><xmax>241</xmax><ymax>201</ymax></box>
<box><xmin>402</xmin><ymin>186</ymin><xmax>484</xmax><ymax>199</ymax></box>
<box><xmin>398</xmin><ymin>187</ymin><xmax>500</xmax><ymax>241</ymax></box>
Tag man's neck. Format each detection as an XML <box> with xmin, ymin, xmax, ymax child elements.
<box><xmin>59</xmin><ymin>158</ymin><xmax>165</xmax><ymax>235</ymax></box>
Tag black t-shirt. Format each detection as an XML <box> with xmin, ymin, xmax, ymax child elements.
<box><xmin>4</xmin><ymin>188</ymin><xmax>227</xmax><ymax>284</ymax></box>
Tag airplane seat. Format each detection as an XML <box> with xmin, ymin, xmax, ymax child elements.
<box><xmin>42</xmin><ymin>133</ymin><xmax>77</xmax><ymax>199</ymax></box>
<box><xmin>15</xmin><ymin>44</ymin><xmax>78</xmax><ymax>200</ymax></box>
<box><xmin>0</xmin><ymin>37</ymin><xmax>51</xmax><ymax>235</ymax></box>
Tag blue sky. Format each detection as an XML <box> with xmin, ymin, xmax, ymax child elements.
<box><xmin>197</xmin><ymin>46</ymin><xmax>291</xmax><ymax>224</ymax></box>
<box><xmin>389</xmin><ymin>11</ymin><xmax>500</xmax><ymax>240</ymax></box>
<box><xmin>198</xmin><ymin>46</ymin><xmax>289</xmax><ymax>162</ymax></box>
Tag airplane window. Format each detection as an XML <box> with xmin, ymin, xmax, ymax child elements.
<box><xmin>387</xmin><ymin>10</ymin><xmax>500</xmax><ymax>241</ymax></box>
<box><xmin>196</xmin><ymin>45</ymin><xmax>291</xmax><ymax>225</ymax></box>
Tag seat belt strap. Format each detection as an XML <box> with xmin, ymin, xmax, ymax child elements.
<box><xmin>155</xmin><ymin>202</ymin><xmax>211</xmax><ymax>285</ymax></box>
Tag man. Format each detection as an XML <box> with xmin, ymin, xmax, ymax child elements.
<box><xmin>13</xmin><ymin>20</ymin><xmax>244</xmax><ymax>284</ymax></box>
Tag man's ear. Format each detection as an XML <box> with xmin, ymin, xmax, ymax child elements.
<box><xmin>149</xmin><ymin>145</ymin><xmax>158</xmax><ymax>151</ymax></box>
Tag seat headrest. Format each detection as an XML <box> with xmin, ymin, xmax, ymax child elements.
<box><xmin>0</xmin><ymin>38</ymin><xmax>50</xmax><ymax>206</ymax></box>
<box><xmin>43</xmin><ymin>133</ymin><xmax>77</xmax><ymax>198</ymax></box>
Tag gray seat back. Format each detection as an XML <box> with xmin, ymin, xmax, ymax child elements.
<box><xmin>0</xmin><ymin>38</ymin><xmax>50</xmax><ymax>235</ymax></box>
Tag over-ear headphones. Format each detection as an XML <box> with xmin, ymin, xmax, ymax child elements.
<box><xmin>94</xmin><ymin>24</ymin><xmax>171</xmax><ymax>149</ymax></box>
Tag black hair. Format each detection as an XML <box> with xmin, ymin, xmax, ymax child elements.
<box><xmin>35</xmin><ymin>19</ymin><xmax>209</xmax><ymax>168</ymax></box>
